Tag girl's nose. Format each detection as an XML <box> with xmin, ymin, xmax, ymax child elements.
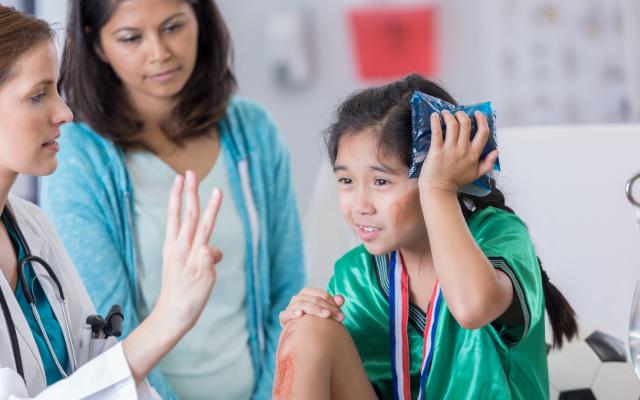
<box><xmin>353</xmin><ymin>190</ymin><xmax>375</xmax><ymax>216</ymax></box>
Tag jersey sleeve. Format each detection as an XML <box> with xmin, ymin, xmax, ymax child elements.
<box><xmin>469</xmin><ymin>208</ymin><xmax>545</xmax><ymax>346</ymax></box>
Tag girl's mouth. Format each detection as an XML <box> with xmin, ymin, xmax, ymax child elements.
<box><xmin>356</xmin><ymin>224</ymin><xmax>381</xmax><ymax>241</ymax></box>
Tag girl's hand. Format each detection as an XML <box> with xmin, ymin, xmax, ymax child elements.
<box><xmin>279</xmin><ymin>288</ymin><xmax>345</xmax><ymax>327</ymax></box>
<box><xmin>153</xmin><ymin>170</ymin><xmax>223</xmax><ymax>336</ymax></box>
<box><xmin>418</xmin><ymin>110</ymin><xmax>499</xmax><ymax>193</ymax></box>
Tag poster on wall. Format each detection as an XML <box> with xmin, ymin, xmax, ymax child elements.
<box><xmin>485</xmin><ymin>0</ymin><xmax>634</xmax><ymax>126</ymax></box>
<box><xmin>347</xmin><ymin>5</ymin><xmax>438</xmax><ymax>81</ymax></box>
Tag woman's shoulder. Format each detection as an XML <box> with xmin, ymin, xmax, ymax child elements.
<box><xmin>9</xmin><ymin>194</ymin><xmax>47</xmax><ymax>223</ymax></box>
<box><xmin>8</xmin><ymin>194</ymin><xmax>54</xmax><ymax>247</ymax></box>
<box><xmin>59</xmin><ymin>122</ymin><xmax>119</xmax><ymax>162</ymax></box>
<box><xmin>225</xmin><ymin>97</ymin><xmax>272</xmax><ymax>124</ymax></box>
<box><xmin>221</xmin><ymin>97</ymin><xmax>284</xmax><ymax>149</ymax></box>
<box><xmin>54</xmin><ymin>122</ymin><xmax>123</xmax><ymax>180</ymax></box>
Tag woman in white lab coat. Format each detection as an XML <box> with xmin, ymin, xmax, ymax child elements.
<box><xmin>0</xmin><ymin>6</ymin><xmax>223</xmax><ymax>399</ymax></box>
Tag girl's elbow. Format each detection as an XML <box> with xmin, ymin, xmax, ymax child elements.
<box><xmin>451</xmin><ymin>311</ymin><xmax>485</xmax><ymax>330</ymax></box>
<box><xmin>448</xmin><ymin>301</ymin><xmax>494</xmax><ymax>330</ymax></box>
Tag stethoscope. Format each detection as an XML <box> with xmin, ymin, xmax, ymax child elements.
<box><xmin>0</xmin><ymin>207</ymin><xmax>77</xmax><ymax>382</ymax></box>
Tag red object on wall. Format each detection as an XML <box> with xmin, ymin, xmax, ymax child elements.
<box><xmin>348</xmin><ymin>6</ymin><xmax>438</xmax><ymax>81</ymax></box>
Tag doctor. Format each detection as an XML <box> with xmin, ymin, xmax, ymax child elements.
<box><xmin>0</xmin><ymin>5</ymin><xmax>223</xmax><ymax>399</ymax></box>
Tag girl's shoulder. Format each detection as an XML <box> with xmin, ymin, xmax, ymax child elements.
<box><xmin>224</xmin><ymin>97</ymin><xmax>272</xmax><ymax>126</ymax></box>
<box><xmin>467</xmin><ymin>206</ymin><xmax>530</xmax><ymax>240</ymax></box>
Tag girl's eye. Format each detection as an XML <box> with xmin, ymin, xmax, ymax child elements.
<box><xmin>374</xmin><ymin>178</ymin><xmax>390</xmax><ymax>186</ymax></box>
<box><xmin>30</xmin><ymin>91</ymin><xmax>46</xmax><ymax>103</ymax></box>
<box><xmin>338</xmin><ymin>177</ymin><xmax>352</xmax><ymax>185</ymax></box>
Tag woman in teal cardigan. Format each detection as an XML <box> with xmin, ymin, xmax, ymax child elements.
<box><xmin>39</xmin><ymin>1</ymin><xmax>304</xmax><ymax>399</ymax></box>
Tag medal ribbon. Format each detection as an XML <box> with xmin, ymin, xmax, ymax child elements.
<box><xmin>389</xmin><ymin>250</ymin><xmax>442</xmax><ymax>400</ymax></box>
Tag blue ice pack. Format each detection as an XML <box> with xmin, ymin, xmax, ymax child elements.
<box><xmin>409</xmin><ymin>91</ymin><xmax>500</xmax><ymax>197</ymax></box>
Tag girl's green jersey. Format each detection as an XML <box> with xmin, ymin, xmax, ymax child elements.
<box><xmin>328</xmin><ymin>207</ymin><xmax>548</xmax><ymax>400</ymax></box>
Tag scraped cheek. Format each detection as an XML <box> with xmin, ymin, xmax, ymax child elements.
<box><xmin>389</xmin><ymin>192</ymin><xmax>421</xmax><ymax>228</ymax></box>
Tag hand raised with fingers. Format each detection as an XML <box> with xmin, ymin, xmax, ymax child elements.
<box><xmin>279</xmin><ymin>287</ymin><xmax>345</xmax><ymax>327</ymax></box>
<box><xmin>418</xmin><ymin>110</ymin><xmax>499</xmax><ymax>193</ymax></box>
<box><xmin>154</xmin><ymin>170</ymin><xmax>223</xmax><ymax>335</ymax></box>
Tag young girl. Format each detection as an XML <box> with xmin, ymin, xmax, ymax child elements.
<box><xmin>274</xmin><ymin>74</ymin><xmax>577</xmax><ymax>399</ymax></box>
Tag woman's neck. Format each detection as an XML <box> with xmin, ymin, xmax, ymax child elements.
<box><xmin>0</xmin><ymin>170</ymin><xmax>18</xmax><ymax>212</ymax></box>
<box><xmin>128</xmin><ymin>90</ymin><xmax>174</xmax><ymax>132</ymax></box>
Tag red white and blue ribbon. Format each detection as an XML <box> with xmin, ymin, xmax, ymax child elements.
<box><xmin>389</xmin><ymin>250</ymin><xmax>442</xmax><ymax>400</ymax></box>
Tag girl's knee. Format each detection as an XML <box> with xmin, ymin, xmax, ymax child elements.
<box><xmin>278</xmin><ymin>315</ymin><xmax>348</xmax><ymax>356</ymax></box>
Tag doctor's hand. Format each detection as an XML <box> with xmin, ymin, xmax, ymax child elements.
<box><xmin>154</xmin><ymin>170</ymin><xmax>222</xmax><ymax>334</ymax></box>
<box><xmin>123</xmin><ymin>170</ymin><xmax>222</xmax><ymax>383</ymax></box>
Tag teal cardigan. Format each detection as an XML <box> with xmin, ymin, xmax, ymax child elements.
<box><xmin>40</xmin><ymin>98</ymin><xmax>305</xmax><ymax>399</ymax></box>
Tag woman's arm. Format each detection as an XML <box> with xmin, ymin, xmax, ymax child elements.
<box><xmin>3</xmin><ymin>172</ymin><xmax>222</xmax><ymax>400</ymax></box>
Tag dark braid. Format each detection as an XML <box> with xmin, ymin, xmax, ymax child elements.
<box><xmin>325</xmin><ymin>73</ymin><xmax>578</xmax><ymax>349</ymax></box>
<box><xmin>460</xmin><ymin>180</ymin><xmax>578</xmax><ymax>348</ymax></box>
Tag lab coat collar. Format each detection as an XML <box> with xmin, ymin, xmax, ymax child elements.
<box><xmin>6</xmin><ymin>196</ymin><xmax>76</xmax><ymax>375</ymax></box>
<box><xmin>0</xmin><ymin>272</ymin><xmax>47</xmax><ymax>394</ymax></box>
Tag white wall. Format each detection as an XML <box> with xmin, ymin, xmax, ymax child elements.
<box><xmin>217</xmin><ymin>0</ymin><xmax>489</xmax><ymax>208</ymax></box>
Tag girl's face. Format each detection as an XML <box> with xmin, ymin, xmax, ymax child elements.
<box><xmin>0</xmin><ymin>40</ymin><xmax>72</xmax><ymax>178</ymax></box>
<box><xmin>334</xmin><ymin>130</ymin><xmax>428</xmax><ymax>256</ymax></box>
<box><xmin>97</xmin><ymin>0</ymin><xmax>199</xmax><ymax>106</ymax></box>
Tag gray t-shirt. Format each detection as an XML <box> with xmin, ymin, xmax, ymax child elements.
<box><xmin>126</xmin><ymin>148</ymin><xmax>253</xmax><ymax>400</ymax></box>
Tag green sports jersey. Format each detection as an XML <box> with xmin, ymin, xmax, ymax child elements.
<box><xmin>327</xmin><ymin>206</ymin><xmax>548</xmax><ymax>400</ymax></box>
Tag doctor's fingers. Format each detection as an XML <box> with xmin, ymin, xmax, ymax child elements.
<box><xmin>177</xmin><ymin>171</ymin><xmax>201</xmax><ymax>251</ymax></box>
<box><xmin>165</xmin><ymin>174</ymin><xmax>185</xmax><ymax>242</ymax></box>
<box><xmin>192</xmin><ymin>187</ymin><xmax>223</xmax><ymax>249</ymax></box>
<box><xmin>187</xmin><ymin>245</ymin><xmax>223</xmax><ymax>273</ymax></box>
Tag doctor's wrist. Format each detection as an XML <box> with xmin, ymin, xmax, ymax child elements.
<box><xmin>122</xmin><ymin>310</ymin><xmax>183</xmax><ymax>383</ymax></box>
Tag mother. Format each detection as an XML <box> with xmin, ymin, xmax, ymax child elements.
<box><xmin>40</xmin><ymin>1</ymin><xmax>304</xmax><ymax>398</ymax></box>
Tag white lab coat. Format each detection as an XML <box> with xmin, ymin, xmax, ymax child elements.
<box><xmin>0</xmin><ymin>194</ymin><xmax>157</xmax><ymax>399</ymax></box>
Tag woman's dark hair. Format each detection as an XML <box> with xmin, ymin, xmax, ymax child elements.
<box><xmin>0</xmin><ymin>6</ymin><xmax>53</xmax><ymax>88</ymax></box>
<box><xmin>60</xmin><ymin>0</ymin><xmax>236</xmax><ymax>148</ymax></box>
<box><xmin>325</xmin><ymin>73</ymin><xmax>578</xmax><ymax>348</ymax></box>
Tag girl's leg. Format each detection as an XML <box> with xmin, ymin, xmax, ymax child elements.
<box><xmin>273</xmin><ymin>315</ymin><xmax>378</xmax><ymax>400</ymax></box>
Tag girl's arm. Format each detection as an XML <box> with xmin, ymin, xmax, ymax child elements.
<box><xmin>419</xmin><ymin>110</ymin><xmax>517</xmax><ymax>330</ymax></box>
